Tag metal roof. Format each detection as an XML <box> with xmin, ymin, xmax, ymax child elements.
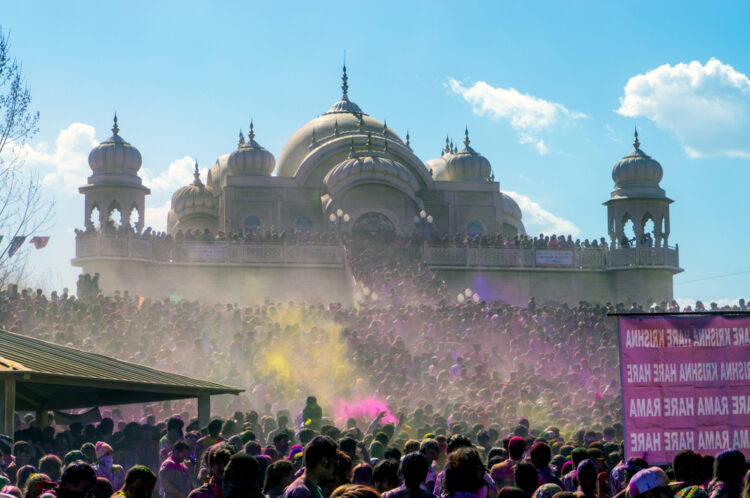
<box><xmin>0</xmin><ymin>328</ymin><xmax>242</xmax><ymax>410</ymax></box>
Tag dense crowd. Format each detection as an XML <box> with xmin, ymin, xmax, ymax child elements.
<box><xmin>1</xmin><ymin>231</ymin><xmax>748</xmax><ymax>498</ymax></box>
<box><xmin>427</xmin><ymin>234</ymin><xmax>610</xmax><ymax>250</ymax></box>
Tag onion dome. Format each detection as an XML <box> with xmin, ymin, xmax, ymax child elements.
<box><xmin>88</xmin><ymin>114</ymin><xmax>142</xmax><ymax>174</ymax></box>
<box><xmin>427</xmin><ymin>136</ymin><xmax>455</xmax><ymax>180</ymax></box>
<box><xmin>501</xmin><ymin>192</ymin><xmax>522</xmax><ymax>221</ymax></box>
<box><xmin>442</xmin><ymin>128</ymin><xmax>492</xmax><ymax>182</ymax></box>
<box><xmin>324</xmin><ymin>133</ymin><xmax>419</xmax><ymax>196</ymax></box>
<box><xmin>227</xmin><ymin>121</ymin><xmax>275</xmax><ymax>176</ymax></box>
<box><xmin>610</xmin><ymin>129</ymin><xmax>665</xmax><ymax>198</ymax></box>
<box><xmin>171</xmin><ymin>161</ymin><xmax>218</xmax><ymax>217</ymax></box>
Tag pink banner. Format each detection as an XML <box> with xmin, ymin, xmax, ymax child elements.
<box><xmin>619</xmin><ymin>314</ymin><xmax>750</xmax><ymax>464</ymax></box>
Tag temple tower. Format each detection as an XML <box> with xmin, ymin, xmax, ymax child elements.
<box><xmin>80</xmin><ymin>115</ymin><xmax>150</xmax><ymax>232</ymax></box>
<box><xmin>605</xmin><ymin>130</ymin><xmax>672</xmax><ymax>248</ymax></box>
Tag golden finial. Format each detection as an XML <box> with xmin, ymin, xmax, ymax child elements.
<box><xmin>112</xmin><ymin>113</ymin><xmax>119</xmax><ymax>134</ymax></box>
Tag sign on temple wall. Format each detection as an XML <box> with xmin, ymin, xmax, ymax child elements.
<box><xmin>535</xmin><ymin>250</ymin><xmax>573</xmax><ymax>266</ymax></box>
<box><xmin>618</xmin><ymin>314</ymin><xmax>750</xmax><ymax>464</ymax></box>
<box><xmin>188</xmin><ymin>244</ymin><xmax>229</xmax><ymax>261</ymax></box>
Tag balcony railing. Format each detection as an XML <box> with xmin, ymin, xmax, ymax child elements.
<box><xmin>75</xmin><ymin>234</ymin><xmax>344</xmax><ymax>267</ymax></box>
<box><xmin>423</xmin><ymin>245</ymin><xmax>679</xmax><ymax>270</ymax></box>
<box><xmin>76</xmin><ymin>234</ymin><xmax>679</xmax><ymax>270</ymax></box>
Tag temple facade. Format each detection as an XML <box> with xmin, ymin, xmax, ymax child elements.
<box><xmin>73</xmin><ymin>68</ymin><xmax>681</xmax><ymax>305</ymax></box>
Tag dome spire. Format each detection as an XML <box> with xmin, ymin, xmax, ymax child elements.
<box><xmin>633</xmin><ymin>127</ymin><xmax>640</xmax><ymax>149</ymax></box>
<box><xmin>112</xmin><ymin>112</ymin><xmax>119</xmax><ymax>135</ymax></box>
<box><xmin>192</xmin><ymin>160</ymin><xmax>202</xmax><ymax>186</ymax></box>
<box><xmin>444</xmin><ymin>135</ymin><xmax>450</xmax><ymax>154</ymax></box>
<box><xmin>238</xmin><ymin>130</ymin><xmax>245</xmax><ymax>146</ymax></box>
<box><xmin>249</xmin><ymin>119</ymin><xmax>255</xmax><ymax>141</ymax></box>
<box><xmin>406</xmin><ymin>130</ymin><xmax>411</xmax><ymax>148</ymax></box>
<box><xmin>341</xmin><ymin>62</ymin><xmax>349</xmax><ymax>100</ymax></box>
<box><xmin>464</xmin><ymin>126</ymin><xmax>471</xmax><ymax>148</ymax></box>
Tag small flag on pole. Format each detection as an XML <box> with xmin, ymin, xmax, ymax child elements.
<box><xmin>29</xmin><ymin>236</ymin><xmax>50</xmax><ymax>249</ymax></box>
<box><xmin>8</xmin><ymin>236</ymin><xmax>26</xmax><ymax>257</ymax></box>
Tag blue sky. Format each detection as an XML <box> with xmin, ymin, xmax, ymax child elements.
<box><xmin>2</xmin><ymin>1</ymin><xmax>749</xmax><ymax>304</ymax></box>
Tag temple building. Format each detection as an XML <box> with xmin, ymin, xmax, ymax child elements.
<box><xmin>73</xmin><ymin>68</ymin><xmax>681</xmax><ymax>305</ymax></box>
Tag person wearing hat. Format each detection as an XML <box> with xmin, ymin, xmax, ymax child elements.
<box><xmin>94</xmin><ymin>441</ymin><xmax>125</xmax><ymax>491</ymax></box>
<box><xmin>628</xmin><ymin>467</ymin><xmax>683</xmax><ymax>498</ymax></box>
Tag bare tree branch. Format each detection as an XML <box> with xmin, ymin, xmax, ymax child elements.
<box><xmin>0</xmin><ymin>26</ymin><xmax>53</xmax><ymax>288</ymax></box>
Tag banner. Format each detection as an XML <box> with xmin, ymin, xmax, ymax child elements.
<box><xmin>29</xmin><ymin>236</ymin><xmax>50</xmax><ymax>249</ymax></box>
<box><xmin>187</xmin><ymin>243</ymin><xmax>228</xmax><ymax>261</ymax></box>
<box><xmin>8</xmin><ymin>236</ymin><xmax>26</xmax><ymax>257</ymax></box>
<box><xmin>52</xmin><ymin>407</ymin><xmax>102</xmax><ymax>426</ymax></box>
<box><xmin>619</xmin><ymin>314</ymin><xmax>750</xmax><ymax>464</ymax></box>
<box><xmin>535</xmin><ymin>250</ymin><xmax>573</xmax><ymax>266</ymax></box>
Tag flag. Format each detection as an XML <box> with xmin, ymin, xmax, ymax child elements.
<box><xmin>8</xmin><ymin>236</ymin><xmax>26</xmax><ymax>257</ymax></box>
<box><xmin>29</xmin><ymin>236</ymin><xmax>50</xmax><ymax>249</ymax></box>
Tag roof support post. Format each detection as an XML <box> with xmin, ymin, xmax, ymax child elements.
<box><xmin>198</xmin><ymin>395</ymin><xmax>210</xmax><ymax>428</ymax></box>
<box><xmin>1</xmin><ymin>377</ymin><xmax>15</xmax><ymax>439</ymax></box>
<box><xmin>35</xmin><ymin>409</ymin><xmax>49</xmax><ymax>429</ymax></box>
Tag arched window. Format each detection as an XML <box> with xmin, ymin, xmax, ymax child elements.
<box><xmin>244</xmin><ymin>216</ymin><xmax>261</xmax><ymax>234</ymax></box>
<box><xmin>467</xmin><ymin>220</ymin><xmax>484</xmax><ymax>237</ymax></box>
<box><xmin>295</xmin><ymin>217</ymin><xmax>313</xmax><ymax>233</ymax></box>
<box><xmin>108</xmin><ymin>204</ymin><xmax>122</xmax><ymax>228</ymax></box>
<box><xmin>130</xmin><ymin>205</ymin><xmax>141</xmax><ymax>230</ymax></box>
<box><xmin>621</xmin><ymin>215</ymin><xmax>635</xmax><ymax>248</ymax></box>
<box><xmin>89</xmin><ymin>205</ymin><xmax>100</xmax><ymax>229</ymax></box>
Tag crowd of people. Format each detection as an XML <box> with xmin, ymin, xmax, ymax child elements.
<box><xmin>2</xmin><ymin>228</ymin><xmax>749</xmax><ymax>498</ymax></box>
<box><xmin>426</xmin><ymin>234</ymin><xmax>610</xmax><ymax>251</ymax></box>
<box><xmin>1</xmin><ymin>407</ymin><xmax>750</xmax><ymax>498</ymax></box>
<box><xmin>75</xmin><ymin>225</ymin><xmax>344</xmax><ymax>247</ymax></box>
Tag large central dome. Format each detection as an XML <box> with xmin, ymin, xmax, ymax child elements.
<box><xmin>276</xmin><ymin>66</ymin><xmax>404</xmax><ymax>177</ymax></box>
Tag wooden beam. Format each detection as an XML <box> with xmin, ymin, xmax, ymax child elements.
<box><xmin>198</xmin><ymin>395</ymin><xmax>210</xmax><ymax>428</ymax></box>
<box><xmin>1</xmin><ymin>378</ymin><xmax>15</xmax><ymax>438</ymax></box>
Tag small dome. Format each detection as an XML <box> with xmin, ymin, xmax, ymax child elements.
<box><xmin>324</xmin><ymin>136</ymin><xmax>419</xmax><ymax>195</ymax></box>
<box><xmin>426</xmin><ymin>136</ymin><xmax>457</xmax><ymax>180</ymax></box>
<box><xmin>171</xmin><ymin>162</ymin><xmax>218</xmax><ymax>217</ymax></box>
<box><xmin>442</xmin><ymin>129</ymin><xmax>492</xmax><ymax>182</ymax></box>
<box><xmin>501</xmin><ymin>192</ymin><xmax>522</xmax><ymax>221</ymax></box>
<box><xmin>88</xmin><ymin>115</ymin><xmax>142</xmax><ymax>174</ymax></box>
<box><xmin>227</xmin><ymin>123</ymin><xmax>275</xmax><ymax>176</ymax></box>
<box><xmin>612</xmin><ymin>130</ymin><xmax>663</xmax><ymax>186</ymax></box>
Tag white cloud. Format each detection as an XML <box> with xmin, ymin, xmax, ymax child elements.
<box><xmin>13</xmin><ymin>123</ymin><xmax>99</xmax><ymax>191</ymax></box>
<box><xmin>141</xmin><ymin>156</ymin><xmax>202</xmax><ymax>193</ymax></box>
<box><xmin>504</xmin><ymin>190</ymin><xmax>579</xmax><ymax>236</ymax></box>
<box><xmin>617</xmin><ymin>58</ymin><xmax>750</xmax><ymax>158</ymax></box>
<box><xmin>448</xmin><ymin>78</ymin><xmax>587</xmax><ymax>154</ymax></box>
<box><xmin>144</xmin><ymin>198</ymin><xmax>171</xmax><ymax>233</ymax></box>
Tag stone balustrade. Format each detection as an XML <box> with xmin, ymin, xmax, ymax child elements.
<box><xmin>75</xmin><ymin>234</ymin><xmax>344</xmax><ymax>267</ymax></box>
<box><xmin>423</xmin><ymin>245</ymin><xmax>679</xmax><ymax>270</ymax></box>
<box><xmin>76</xmin><ymin>233</ymin><xmax>679</xmax><ymax>270</ymax></box>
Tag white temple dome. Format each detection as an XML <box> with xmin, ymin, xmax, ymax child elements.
<box><xmin>441</xmin><ymin>130</ymin><xmax>491</xmax><ymax>182</ymax></box>
<box><xmin>276</xmin><ymin>66</ymin><xmax>404</xmax><ymax>178</ymax></box>
<box><xmin>88</xmin><ymin>115</ymin><xmax>142</xmax><ymax>174</ymax></box>
<box><xmin>227</xmin><ymin>123</ymin><xmax>275</xmax><ymax>176</ymax></box>
<box><xmin>612</xmin><ymin>130</ymin><xmax>663</xmax><ymax>186</ymax></box>
<box><xmin>171</xmin><ymin>162</ymin><xmax>217</xmax><ymax>217</ymax></box>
